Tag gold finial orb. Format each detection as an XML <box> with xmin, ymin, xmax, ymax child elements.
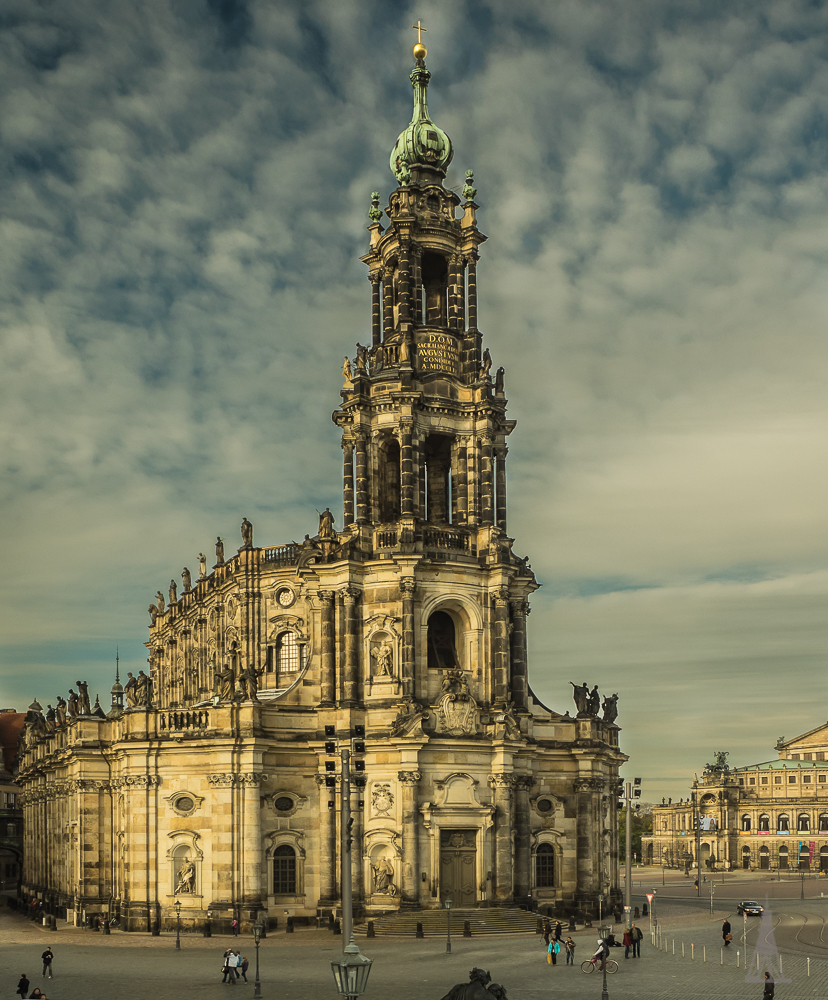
<box><xmin>413</xmin><ymin>41</ymin><xmax>427</xmax><ymax>60</ymax></box>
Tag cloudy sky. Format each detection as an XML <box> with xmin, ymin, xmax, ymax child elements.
<box><xmin>1</xmin><ymin>0</ymin><xmax>826</xmax><ymax>801</ymax></box>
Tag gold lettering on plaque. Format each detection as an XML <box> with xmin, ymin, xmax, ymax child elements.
<box><xmin>418</xmin><ymin>333</ymin><xmax>459</xmax><ymax>374</ymax></box>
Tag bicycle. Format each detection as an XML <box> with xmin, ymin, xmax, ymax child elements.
<box><xmin>581</xmin><ymin>957</ymin><xmax>618</xmax><ymax>974</ymax></box>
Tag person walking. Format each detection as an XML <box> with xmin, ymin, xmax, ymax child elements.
<box><xmin>763</xmin><ymin>971</ymin><xmax>775</xmax><ymax>998</ymax></box>
<box><xmin>622</xmin><ymin>927</ymin><xmax>633</xmax><ymax>959</ymax></box>
<box><xmin>564</xmin><ymin>937</ymin><xmax>576</xmax><ymax>966</ymax></box>
<box><xmin>40</xmin><ymin>949</ymin><xmax>53</xmax><ymax>979</ymax></box>
<box><xmin>231</xmin><ymin>918</ymin><xmax>239</xmax><ymax>937</ymax></box>
<box><xmin>222</xmin><ymin>949</ymin><xmax>234</xmax><ymax>984</ymax></box>
<box><xmin>554</xmin><ymin>920</ymin><xmax>562</xmax><ymax>941</ymax></box>
<box><xmin>547</xmin><ymin>938</ymin><xmax>560</xmax><ymax>966</ymax></box>
<box><xmin>16</xmin><ymin>974</ymin><xmax>30</xmax><ymax>998</ymax></box>
<box><xmin>240</xmin><ymin>957</ymin><xmax>249</xmax><ymax>983</ymax></box>
<box><xmin>630</xmin><ymin>923</ymin><xmax>643</xmax><ymax>958</ymax></box>
<box><xmin>723</xmin><ymin>917</ymin><xmax>732</xmax><ymax>947</ymax></box>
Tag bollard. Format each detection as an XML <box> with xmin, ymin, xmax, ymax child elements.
<box><xmin>333</xmin><ymin>918</ymin><xmax>341</xmax><ymax>935</ymax></box>
<box><xmin>703</xmin><ymin>946</ymin><xmax>706</xmax><ymax>962</ymax></box>
<box><xmin>634</xmin><ymin>906</ymin><xmax>640</xmax><ymax>919</ymax></box>
<box><xmin>779</xmin><ymin>955</ymin><xmax>783</xmax><ymax>976</ymax></box>
<box><xmin>756</xmin><ymin>955</ymin><xmax>759</xmax><ymax>971</ymax></box>
<box><xmin>50</xmin><ymin>914</ymin><xmax>57</xmax><ymax>932</ymax></box>
<box><xmin>286</xmin><ymin>916</ymin><xmax>294</xmax><ymax>934</ymax></box>
<box><xmin>416</xmin><ymin>921</ymin><xmax>424</xmax><ymax>939</ymax></box>
<box><xmin>536</xmin><ymin>918</ymin><xmax>543</xmax><ymax>934</ymax></box>
<box><xmin>152</xmin><ymin>920</ymin><xmax>160</xmax><ymax>936</ymax></box>
<box><xmin>737</xmin><ymin>950</ymin><xmax>740</xmax><ymax>968</ymax></box>
<box><xmin>808</xmin><ymin>957</ymin><xmax>810</xmax><ymax>977</ymax></box>
<box><xmin>672</xmin><ymin>940</ymin><xmax>675</xmax><ymax>955</ymax></box>
<box><xmin>721</xmin><ymin>948</ymin><xmax>723</xmax><ymax>965</ymax></box>
<box><xmin>367</xmin><ymin>921</ymin><xmax>375</xmax><ymax>938</ymax></box>
<box><xmin>691</xmin><ymin>943</ymin><xmax>694</xmax><ymax>960</ymax></box>
<box><xmin>682</xmin><ymin>943</ymin><xmax>685</xmax><ymax>958</ymax></box>
<box><xmin>203</xmin><ymin>920</ymin><xmax>212</xmax><ymax>938</ymax></box>
<box><xmin>463</xmin><ymin>920</ymin><xmax>471</xmax><ymax>938</ymax></box>
<box><xmin>103</xmin><ymin>917</ymin><xmax>110</xmax><ymax>935</ymax></box>
<box><xmin>568</xmin><ymin>915</ymin><xmax>576</xmax><ymax>931</ymax></box>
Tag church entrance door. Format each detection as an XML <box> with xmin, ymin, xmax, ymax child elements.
<box><xmin>440</xmin><ymin>829</ymin><xmax>477</xmax><ymax>907</ymax></box>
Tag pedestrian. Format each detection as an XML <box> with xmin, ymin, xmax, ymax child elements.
<box><xmin>554</xmin><ymin>920</ymin><xmax>562</xmax><ymax>941</ymax></box>
<box><xmin>240</xmin><ymin>957</ymin><xmax>249</xmax><ymax>983</ymax></box>
<box><xmin>16</xmin><ymin>974</ymin><xmax>29</xmax><ymax>998</ymax></box>
<box><xmin>564</xmin><ymin>937</ymin><xmax>576</xmax><ymax>966</ymax></box>
<box><xmin>29</xmin><ymin>991</ymin><xmax>43</xmax><ymax>1000</ymax></box>
<box><xmin>623</xmin><ymin>927</ymin><xmax>633</xmax><ymax>959</ymax></box>
<box><xmin>723</xmin><ymin>917</ymin><xmax>732</xmax><ymax>947</ymax></box>
<box><xmin>41</xmin><ymin>949</ymin><xmax>53</xmax><ymax>979</ymax></box>
<box><xmin>231</xmin><ymin>917</ymin><xmax>239</xmax><ymax>937</ymax></box>
<box><xmin>542</xmin><ymin>920</ymin><xmax>550</xmax><ymax>945</ymax></box>
<box><xmin>222</xmin><ymin>949</ymin><xmax>234</xmax><ymax>984</ymax></box>
<box><xmin>763</xmin><ymin>971</ymin><xmax>775</xmax><ymax>998</ymax></box>
<box><xmin>630</xmin><ymin>923</ymin><xmax>643</xmax><ymax>958</ymax></box>
<box><xmin>228</xmin><ymin>951</ymin><xmax>240</xmax><ymax>983</ymax></box>
<box><xmin>547</xmin><ymin>938</ymin><xmax>560</xmax><ymax>966</ymax></box>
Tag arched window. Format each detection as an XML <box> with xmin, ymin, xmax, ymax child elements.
<box><xmin>798</xmin><ymin>813</ymin><xmax>811</xmax><ymax>832</ymax></box>
<box><xmin>819</xmin><ymin>814</ymin><xmax>828</xmax><ymax>833</ymax></box>
<box><xmin>741</xmin><ymin>815</ymin><xmax>751</xmax><ymax>832</ymax></box>
<box><xmin>758</xmin><ymin>814</ymin><xmax>770</xmax><ymax>832</ymax></box>
<box><xmin>265</xmin><ymin>632</ymin><xmax>302</xmax><ymax>688</ymax></box>
<box><xmin>779</xmin><ymin>845</ymin><xmax>789</xmax><ymax>869</ymax></box>
<box><xmin>273</xmin><ymin>845</ymin><xmax>296</xmax><ymax>894</ymax></box>
<box><xmin>778</xmin><ymin>814</ymin><xmax>790</xmax><ymax>833</ymax></box>
<box><xmin>6</xmin><ymin>822</ymin><xmax>16</xmax><ymax>837</ymax></box>
<box><xmin>423</xmin><ymin>435</ymin><xmax>453</xmax><ymax>524</ymax></box>
<box><xmin>427</xmin><ymin>611</ymin><xmax>459</xmax><ymax>669</ymax></box>
<box><xmin>536</xmin><ymin>844</ymin><xmax>555</xmax><ymax>888</ymax></box>
<box><xmin>379</xmin><ymin>438</ymin><xmax>401</xmax><ymax>522</ymax></box>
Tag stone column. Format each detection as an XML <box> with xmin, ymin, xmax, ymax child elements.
<box><xmin>316</xmin><ymin>776</ymin><xmax>337</xmax><ymax>905</ymax></box>
<box><xmin>399</xmin><ymin>239</ymin><xmax>411</xmax><ymax>325</ymax></box>
<box><xmin>370</xmin><ymin>274</ymin><xmax>382</xmax><ymax>347</ymax></box>
<box><xmin>493</xmin><ymin>590</ymin><xmax>510</xmax><ymax>705</ymax></box>
<box><xmin>342</xmin><ymin>439</ymin><xmax>354</xmax><ymax>527</ymax></box>
<box><xmin>355</xmin><ymin>434</ymin><xmax>369</xmax><ymax>523</ymax></box>
<box><xmin>413</xmin><ymin>252</ymin><xmax>422</xmax><ymax>324</ymax></box>
<box><xmin>457</xmin><ymin>257</ymin><xmax>466</xmax><ymax>330</ymax></box>
<box><xmin>398</xmin><ymin>771</ymin><xmax>421</xmax><ymax>907</ymax></box>
<box><xmin>489</xmin><ymin>774</ymin><xmax>515</xmax><ymax>903</ymax></box>
<box><xmin>514</xmin><ymin>777</ymin><xmax>533</xmax><ymax>902</ymax></box>
<box><xmin>242</xmin><ymin>774</ymin><xmax>264</xmax><ymax>904</ymax></box>
<box><xmin>509</xmin><ymin>600</ymin><xmax>528</xmax><ymax>712</ymax></box>
<box><xmin>382</xmin><ymin>267</ymin><xmax>394</xmax><ymax>338</ymax></box>
<box><xmin>496</xmin><ymin>448</ymin><xmax>508</xmax><ymax>532</ymax></box>
<box><xmin>575</xmin><ymin>778</ymin><xmax>600</xmax><ymax>903</ymax></box>
<box><xmin>319</xmin><ymin>591</ymin><xmax>336</xmax><ymax>706</ymax></box>
<box><xmin>400</xmin><ymin>578</ymin><xmax>416</xmax><ymax>699</ymax></box>
<box><xmin>467</xmin><ymin>254</ymin><xmax>478</xmax><ymax>330</ymax></box>
<box><xmin>400</xmin><ymin>419</ymin><xmax>414</xmax><ymax>517</ymax></box>
<box><xmin>480</xmin><ymin>435</ymin><xmax>494</xmax><ymax>527</ymax></box>
<box><xmin>343</xmin><ymin>589</ymin><xmax>360</xmax><ymax>705</ymax></box>
<box><xmin>350</xmin><ymin>783</ymin><xmax>363</xmax><ymax>914</ymax></box>
<box><xmin>455</xmin><ymin>437</ymin><xmax>468</xmax><ymax>524</ymax></box>
<box><xmin>416</xmin><ymin>434</ymin><xmax>426</xmax><ymax>520</ymax></box>
<box><xmin>466</xmin><ymin>435</ymin><xmax>478</xmax><ymax>525</ymax></box>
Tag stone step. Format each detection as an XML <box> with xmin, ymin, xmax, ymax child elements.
<box><xmin>356</xmin><ymin>907</ymin><xmax>542</xmax><ymax>937</ymax></box>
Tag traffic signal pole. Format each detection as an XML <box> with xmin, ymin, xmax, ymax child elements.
<box><xmin>625</xmin><ymin>782</ymin><xmax>632</xmax><ymax>929</ymax></box>
<box><xmin>341</xmin><ymin>745</ymin><xmax>353</xmax><ymax>947</ymax></box>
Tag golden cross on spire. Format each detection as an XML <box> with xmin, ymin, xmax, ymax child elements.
<box><xmin>411</xmin><ymin>20</ymin><xmax>427</xmax><ymax>59</ymax></box>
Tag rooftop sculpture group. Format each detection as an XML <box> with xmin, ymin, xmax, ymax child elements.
<box><xmin>570</xmin><ymin>681</ymin><xmax>618</xmax><ymax>724</ymax></box>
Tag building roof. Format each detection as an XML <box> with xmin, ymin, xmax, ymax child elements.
<box><xmin>733</xmin><ymin>759</ymin><xmax>828</xmax><ymax>771</ymax></box>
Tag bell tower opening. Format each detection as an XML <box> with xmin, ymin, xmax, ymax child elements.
<box><xmin>424</xmin><ymin>434</ymin><xmax>452</xmax><ymax>524</ymax></box>
<box><xmin>421</xmin><ymin>251</ymin><xmax>448</xmax><ymax>327</ymax></box>
<box><xmin>379</xmin><ymin>437</ymin><xmax>401</xmax><ymax>522</ymax></box>
<box><xmin>427</xmin><ymin>610</ymin><xmax>459</xmax><ymax>670</ymax></box>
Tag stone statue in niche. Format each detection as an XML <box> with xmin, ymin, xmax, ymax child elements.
<box><xmin>436</xmin><ymin>670</ymin><xmax>478</xmax><ymax>736</ymax></box>
<box><xmin>371</xmin><ymin>642</ymin><xmax>394</xmax><ymax>678</ymax></box>
<box><xmin>372</xmin><ymin>783</ymin><xmax>393</xmax><ymax>817</ymax></box>
<box><xmin>175</xmin><ymin>855</ymin><xmax>196</xmax><ymax>894</ymax></box>
<box><xmin>370</xmin><ymin>855</ymin><xmax>397</xmax><ymax>895</ymax></box>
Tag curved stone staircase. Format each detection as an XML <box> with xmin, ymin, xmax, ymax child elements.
<box><xmin>356</xmin><ymin>907</ymin><xmax>541</xmax><ymax>938</ymax></box>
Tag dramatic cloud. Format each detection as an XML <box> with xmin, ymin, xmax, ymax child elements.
<box><xmin>1</xmin><ymin>0</ymin><xmax>826</xmax><ymax>800</ymax></box>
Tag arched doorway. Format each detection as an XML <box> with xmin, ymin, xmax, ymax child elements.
<box><xmin>742</xmin><ymin>846</ymin><xmax>751</xmax><ymax>870</ymax></box>
<box><xmin>820</xmin><ymin>846</ymin><xmax>828</xmax><ymax>874</ymax></box>
<box><xmin>759</xmin><ymin>845</ymin><xmax>769</xmax><ymax>870</ymax></box>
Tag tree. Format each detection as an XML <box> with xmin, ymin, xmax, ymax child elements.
<box><xmin>619</xmin><ymin>806</ymin><xmax>653</xmax><ymax>861</ymax></box>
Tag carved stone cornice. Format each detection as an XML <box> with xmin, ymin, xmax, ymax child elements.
<box><xmin>488</xmin><ymin>773</ymin><xmax>516</xmax><ymax>790</ymax></box>
<box><xmin>318</xmin><ymin>590</ymin><xmax>336</xmax><ymax>605</ymax></box>
<box><xmin>208</xmin><ymin>772</ymin><xmax>266</xmax><ymax>787</ymax></box>
<box><xmin>574</xmin><ymin>777</ymin><xmax>604</xmax><ymax>793</ymax></box>
<box><xmin>397</xmin><ymin>770</ymin><xmax>421</xmax><ymax>784</ymax></box>
<box><xmin>399</xmin><ymin>578</ymin><xmax>416</xmax><ymax>598</ymax></box>
<box><xmin>493</xmin><ymin>589</ymin><xmax>510</xmax><ymax>607</ymax></box>
<box><xmin>342</xmin><ymin>588</ymin><xmax>361</xmax><ymax>605</ymax></box>
<box><xmin>514</xmin><ymin>776</ymin><xmax>535</xmax><ymax>792</ymax></box>
<box><xmin>111</xmin><ymin>775</ymin><xmax>161</xmax><ymax>789</ymax></box>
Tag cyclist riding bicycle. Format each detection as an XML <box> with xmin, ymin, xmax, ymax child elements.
<box><xmin>591</xmin><ymin>938</ymin><xmax>610</xmax><ymax>970</ymax></box>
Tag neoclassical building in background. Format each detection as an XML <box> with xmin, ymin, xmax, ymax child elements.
<box><xmin>643</xmin><ymin>723</ymin><xmax>828</xmax><ymax>873</ymax></box>
<box><xmin>16</xmin><ymin>46</ymin><xmax>625</xmax><ymax>931</ymax></box>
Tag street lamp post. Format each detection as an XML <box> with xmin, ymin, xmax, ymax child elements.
<box><xmin>253</xmin><ymin>921</ymin><xmax>263</xmax><ymax>999</ymax></box>
<box><xmin>444</xmin><ymin>897</ymin><xmax>453</xmax><ymax>954</ymax></box>
<box><xmin>174</xmin><ymin>899</ymin><xmax>181</xmax><ymax>950</ymax></box>
<box><xmin>599</xmin><ymin>924</ymin><xmax>610</xmax><ymax>1000</ymax></box>
<box><xmin>801</xmin><ymin>869</ymin><xmax>805</xmax><ymax>900</ymax></box>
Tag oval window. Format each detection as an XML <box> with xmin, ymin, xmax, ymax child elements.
<box><xmin>537</xmin><ymin>799</ymin><xmax>553</xmax><ymax>813</ymax></box>
<box><xmin>175</xmin><ymin>796</ymin><xmax>194</xmax><ymax>813</ymax></box>
<box><xmin>274</xmin><ymin>796</ymin><xmax>294</xmax><ymax>812</ymax></box>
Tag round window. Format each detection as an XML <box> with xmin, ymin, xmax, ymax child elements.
<box><xmin>176</xmin><ymin>796</ymin><xmax>195</xmax><ymax>813</ymax></box>
<box><xmin>274</xmin><ymin>796</ymin><xmax>294</xmax><ymax>812</ymax></box>
<box><xmin>276</xmin><ymin>588</ymin><xmax>295</xmax><ymax>608</ymax></box>
<box><xmin>537</xmin><ymin>799</ymin><xmax>553</xmax><ymax>813</ymax></box>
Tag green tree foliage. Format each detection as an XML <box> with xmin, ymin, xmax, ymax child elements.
<box><xmin>618</xmin><ymin>808</ymin><xmax>653</xmax><ymax>860</ymax></box>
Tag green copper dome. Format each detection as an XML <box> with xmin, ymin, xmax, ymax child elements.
<box><xmin>390</xmin><ymin>62</ymin><xmax>453</xmax><ymax>184</ymax></box>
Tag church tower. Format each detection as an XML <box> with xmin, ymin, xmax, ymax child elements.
<box><xmin>14</xmin><ymin>37</ymin><xmax>625</xmax><ymax>933</ymax></box>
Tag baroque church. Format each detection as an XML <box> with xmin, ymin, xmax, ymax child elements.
<box><xmin>15</xmin><ymin>42</ymin><xmax>625</xmax><ymax>932</ymax></box>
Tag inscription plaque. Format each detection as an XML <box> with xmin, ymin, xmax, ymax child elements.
<box><xmin>418</xmin><ymin>333</ymin><xmax>459</xmax><ymax>375</ymax></box>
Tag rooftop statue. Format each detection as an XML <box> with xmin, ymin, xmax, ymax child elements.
<box><xmin>241</xmin><ymin>517</ymin><xmax>253</xmax><ymax>548</ymax></box>
<box><xmin>215</xmin><ymin>536</ymin><xmax>225</xmax><ymax>566</ymax></box>
<box><xmin>198</xmin><ymin>552</ymin><xmax>207</xmax><ymax>579</ymax></box>
<box><xmin>182</xmin><ymin>567</ymin><xmax>192</xmax><ymax>592</ymax></box>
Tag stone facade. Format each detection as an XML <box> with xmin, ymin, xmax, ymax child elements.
<box><xmin>0</xmin><ymin>710</ymin><xmax>25</xmax><ymax>890</ymax></box>
<box><xmin>643</xmin><ymin>725</ymin><xmax>828</xmax><ymax>873</ymax></box>
<box><xmin>15</xmin><ymin>50</ymin><xmax>625</xmax><ymax>931</ymax></box>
